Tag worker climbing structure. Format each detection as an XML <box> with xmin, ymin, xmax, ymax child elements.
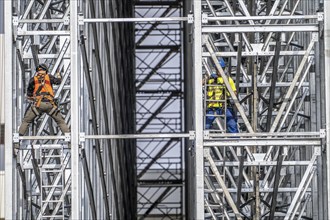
<box><xmin>8</xmin><ymin>1</ymin><xmax>72</xmax><ymax>219</ymax></box>
<box><xmin>5</xmin><ymin>1</ymin><xmax>136</xmax><ymax>219</ymax></box>
<box><xmin>3</xmin><ymin>0</ymin><xmax>330</xmax><ymax>219</ymax></box>
<box><xmin>191</xmin><ymin>0</ymin><xmax>330</xmax><ymax>219</ymax></box>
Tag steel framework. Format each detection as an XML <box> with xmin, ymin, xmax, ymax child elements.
<box><xmin>3</xmin><ymin>0</ymin><xmax>330</xmax><ymax>220</ymax></box>
<box><xmin>5</xmin><ymin>1</ymin><xmax>135</xmax><ymax>219</ymax></box>
<box><xmin>188</xmin><ymin>0</ymin><xmax>329</xmax><ymax>219</ymax></box>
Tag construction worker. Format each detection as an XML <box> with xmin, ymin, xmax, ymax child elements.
<box><xmin>18</xmin><ymin>63</ymin><xmax>70</xmax><ymax>136</ymax></box>
<box><xmin>205</xmin><ymin>59</ymin><xmax>239</xmax><ymax>133</ymax></box>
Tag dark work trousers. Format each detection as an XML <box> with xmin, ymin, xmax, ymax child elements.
<box><xmin>18</xmin><ymin>101</ymin><xmax>70</xmax><ymax>135</ymax></box>
<box><xmin>205</xmin><ymin>108</ymin><xmax>239</xmax><ymax>133</ymax></box>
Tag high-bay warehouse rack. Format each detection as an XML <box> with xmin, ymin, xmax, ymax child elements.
<box><xmin>2</xmin><ymin>0</ymin><xmax>330</xmax><ymax>219</ymax></box>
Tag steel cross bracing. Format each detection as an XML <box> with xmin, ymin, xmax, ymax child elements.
<box><xmin>8</xmin><ymin>0</ymin><xmax>136</xmax><ymax>219</ymax></box>
<box><xmin>197</xmin><ymin>0</ymin><xmax>325</xmax><ymax>219</ymax></box>
<box><xmin>135</xmin><ymin>0</ymin><xmax>184</xmax><ymax>219</ymax></box>
<box><xmin>5</xmin><ymin>0</ymin><xmax>328</xmax><ymax>219</ymax></box>
<box><xmin>9</xmin><ymin>1</ymin><xmax>72</xmax><ymax>219</ymax></box>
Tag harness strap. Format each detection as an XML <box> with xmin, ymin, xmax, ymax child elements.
<box><xmin>31</xmin><ymin>105</ymin><xmax>40</xmax><ymax>116</ymax></box>
<box><xmin>34</xmin><ymin>74</ymin><xmax>55</xmax><ymax>107</ymax></box>
<box><xmin>35</xmin><ymin>98</ymin><xmax>42</xmax><ymax>108</ymax></box>
<box><xmin>49</xmin><ymin>105</ymin><xmax>58</xmax><ymax>116</ymax></box>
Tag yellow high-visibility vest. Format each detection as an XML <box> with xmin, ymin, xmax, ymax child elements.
<box><xmin>206</xmin><ymin>76</ymin><xmax>236</xmax><ymax>108</ymax></box>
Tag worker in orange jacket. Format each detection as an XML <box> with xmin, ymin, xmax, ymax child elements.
<box><xmin>18</xmin><ymin>63</ymin><xmax>70</xmax><ymax>135</ymax></box>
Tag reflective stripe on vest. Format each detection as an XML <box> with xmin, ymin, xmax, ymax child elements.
<box><xmin>207</xmin><ymin>77</ymin><xmax>228</xmax><ymax>108</ymax></box>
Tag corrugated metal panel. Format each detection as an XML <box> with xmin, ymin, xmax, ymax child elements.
<box><xmin>0</xmin><ymin>171</ymin><xmax>4</xmax><ymax>219</ymax></box>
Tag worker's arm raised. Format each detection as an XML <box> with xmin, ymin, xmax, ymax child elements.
<box><xmin>49</xmin><ymin>73</ymin><xmax>62</xmax><ymax>85</ymax></box>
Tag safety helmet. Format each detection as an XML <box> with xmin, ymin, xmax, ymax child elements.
<box><xmin>36</xmin><ymin>63</ymin><xmax>48</xmax><ymax>72</ymax></box>
<box><xmin>219</xmin><ymin>58</ymin><xmax>226</xmax><ymax>68</ymax></box>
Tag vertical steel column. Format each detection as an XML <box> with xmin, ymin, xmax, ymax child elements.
<box><xmin>4</xmin><ymin>0</ymin><xmax>13</xmax><ymax>219</ymax></box>
<box><xmin>70</xmin><ymin>0</ymin><xmax>80</xmax><ymax>219</ymax></box>
<box><xmin>193</xmin><ymin>0</ymin><xmax>204</xmax><ymax>219</ymax></box>
<box><xmin>324</xmin><ymin>0</ymin><xmax>330</xmax><ymax>218</ymax></box>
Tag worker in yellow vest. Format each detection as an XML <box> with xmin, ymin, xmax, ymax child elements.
<box><xmin>205</xmin><ymin>59</ymin><xmax>238</xmax><ymax>133</ymax></box>
<box><xmin>18</xmin><ymin>63</ymin><xmax>70</xmax><ymax>135</ymax></box>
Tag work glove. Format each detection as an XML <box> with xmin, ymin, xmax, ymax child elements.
<box><xmin>55</xmin><ymin>72</ymin><xmax>62</xmax><ymax>78</ymax></box>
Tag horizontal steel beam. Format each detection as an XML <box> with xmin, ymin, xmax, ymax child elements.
<box><xmin>205</xmin><ymin>187</ymin><xmax>311</xmax><ymax>193</ymax></box>
<box><xmin>207</xmin><ymin>131</ymin><xmax>324</xmax><ymax>138</ymax></box>
<box><xmin>84</xmin><ymin>133</ymin><xmax>191</xmax><ymax>139</ymax></box>
<box><xmin>202</xmin><ymin>51</ymin><xmax>313</xmax><ymax>57</ymax></box>
<box><xmin>18</xmin><ymin>135</ymin><xmax>68</xmax><ymax>140</ymax></box>
<box><xmin>17</xmin><ymin>19</ymin><xmax>67</xmax><ymax>23</ymax></box>
<box><xmin>207</xmin><ymin>15</ymin><xmax>318</xmax><ymax>21</ymax></box>
<box><xmin>204</xmin><ymin>139</ymin><xmax>321</xmax><ymax>146</ymax></box>
<box><xmin>18</xmin><ymin>131</ymin><xmax>324</xmax><ymax>141</ymax></box>
<box><xmin>202</xmin><ymin>25</ymin><xmax>319</xmax><ymax>33</ymax></box>
<box><xmin>83</xmin><ymin>17</ymin><xmax>188</xmax><ymax>23</ymax></box>
<box><xmin>208</xmin><ymin>161</ymin><xmax>313</xmax><ymax>166</ymax></box>
<box><xmin>138</xmin><ymin>183</ymin><xmax>183</xmax><ymax>187</ymax></box>
<box><xmin>136</xmin><ymin>45</ymin><xmax>181</xmax><ymax>50</ymax></box>
<box><xmin>17</xmin><ymin>30</ymin><xmax>70</xmax><ymax>35</ymax></box>
<box><xmin>238</xmin><ymin>82</ymin><xmax>309</xmax><ymax>88</ymax></box>
<box><xmin>135</xmin><ymin>0</ymin><xmax>181</xmax><ymax>6</ymax></box>
<box><xmin>18</xmin><ymin>133</ymin><xmax>192</xmax><ymax>140</ymax></box>
<box><xmin>22</xmin><ymin>54</ymin><xmax>70</xmax><ymax>59</ymax></box>
<box><xmin>138</xmin><ymin>179</ymin><xmax>183</xmax><ymax>187</ymax></box>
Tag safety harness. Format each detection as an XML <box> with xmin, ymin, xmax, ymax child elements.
<box><xmin>32</xmin><ymin>73</ymin><xmax>58</xmax><ymax>116</ymax></box>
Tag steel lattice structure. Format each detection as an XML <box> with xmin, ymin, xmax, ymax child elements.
<box><xmin>3</xmin><ymin>0</ymin><xmax>330</xmax><ymax>220</ymax></box>
<box><xmin>5</xmin><ymin>1</ymin><xmax>135</xmax><ymax>219</ymax></box>
<box><xmin>188</xmin><ymin>0</ymin><xmax>330</xmax><ymax>219</ymax></box>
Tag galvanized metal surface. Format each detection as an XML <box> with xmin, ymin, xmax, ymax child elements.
<box><xmin>195</xmin><ymin>0</ymin><xmax>325</xmax><ymax>219</ymax></box>
<box><xmin>2</xmin><ymin>0</ymin><xmax>330</xmax><ymax>219</ymax></box>
<box><xmin>0</xmin><ymin>171</ymin><xmax>3</xmax><ymax>218</ymax></box>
